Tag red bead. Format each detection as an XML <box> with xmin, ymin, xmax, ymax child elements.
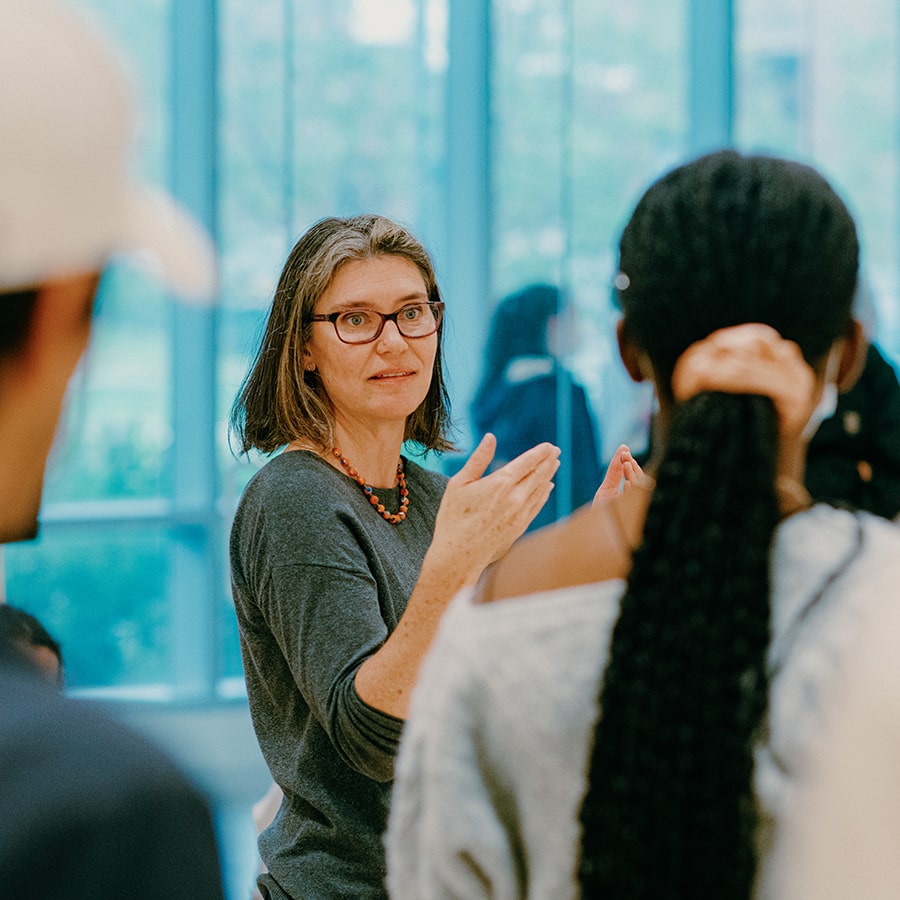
<box><xmin>330</xmin><ymin>448</ymin><xmax>409</xmax><ymax>525</ymax></box>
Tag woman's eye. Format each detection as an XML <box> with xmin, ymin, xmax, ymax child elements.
<box><xmin>402</xmin><ymin>305</ymin><xmax>423</xmax><ymax>321</ymax></box>
<box><xmin>344</xmin><ymin>312</ymin><xmax>370</xmax><ymax>328</ymax></box>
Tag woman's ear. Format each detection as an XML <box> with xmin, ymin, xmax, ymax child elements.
<box><xmin>836</xmin><ymin>319</ymin><xmax>867</xmax><ymax>393</ymax></box>
<box><xmin>616</xmin><ymin>318</ymin><xmax>652</xmax><ymax>383</ymax></box>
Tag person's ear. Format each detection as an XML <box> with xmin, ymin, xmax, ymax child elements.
<box><xmin>836</xmin><ymin>319</ymin><xmax>866</xmax><ymax>393</ymax></box>
<box><xmin>616</xmin><ymin>318</ymin><xmax>652</xmax><ymax>383</ymax></box>
<box><xmin>23</xmin><ymin>272</ymin><xmax>98</xmax><ymax>380</ymax></box>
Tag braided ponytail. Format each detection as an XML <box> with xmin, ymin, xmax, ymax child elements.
<box><xmin>579</xmin><ymin>393</ymin><xmax>778</xmax><ymax>897</ymax></box>
<box><xmin>577</xmin><ymin>150</ymin><xmax>858</xmax><ymax>899</ymax></box>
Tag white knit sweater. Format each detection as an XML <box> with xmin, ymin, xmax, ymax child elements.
<box><xmin>387</xmin><ymin>505</ymin><xmax>900</xmax><ymax>900</ymax></box>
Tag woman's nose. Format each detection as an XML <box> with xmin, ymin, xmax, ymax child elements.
<box><xmin>376</xmin><ymin>318</ymin><xmax>407</xmax><ymax>349</ymax></box>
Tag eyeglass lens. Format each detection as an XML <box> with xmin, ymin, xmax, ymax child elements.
<box><xmin>337</xmin><ymin>303</ymin><xmax>440</xmax><ymax>343</ymax></box>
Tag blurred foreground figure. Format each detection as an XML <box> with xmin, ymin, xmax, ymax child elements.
<box><xmin>0</xmin><ymin>2</ymin><xmax>223</xmax><ymax>897</ymax></box>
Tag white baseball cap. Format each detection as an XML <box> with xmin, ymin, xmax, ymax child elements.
<box><xmin>0</xmin><ymin>0</ymin><xmax>218</xmax><ymax>299</ymax></box>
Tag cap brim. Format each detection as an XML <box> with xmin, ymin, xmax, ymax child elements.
<box><xmin>119</xmin><ymin>186</ymin><xmax>219</xmax><ymax>303</ymax></box>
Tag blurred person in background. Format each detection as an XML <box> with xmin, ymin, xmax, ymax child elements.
<box><xmin>805</xmin><ymin>279</ymin><xmax>900</xmax><ymax>519</ymax></box>
<box><xmin>471</xmin><ymin>282</ymin><xmax>603</xmax><ymax>531</ymax></box>
<box><xmin>0</xmin><ymin>603</ymin><xmax>63</xmax><ymax>687</ymax></box>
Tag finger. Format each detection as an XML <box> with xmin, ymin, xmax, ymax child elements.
<box><xmin>492</xmin><ymin>442</ymin><xmax>560</xmax><ymax>485</ymax></box>
<box><xmin>621</xmin><ymin>459</ymin><xmax>641</xmax><ymax>489</ymax></box>
<box><xmin>520</xmin><ymin>481</ymin><xmax>556</xmax><ymax>528</ymax></box>
<box><xmin>454</xmin><ymin>433</ymin><xmax>497</xmax><ymax>484</ymax></box>
<box><xmin>594</xmin><ymin>444</ymin><xmax>630</xmax><ymax>502</ymax></box>
<box><xmin>492</xmin><ymin>482</ymin><xmax>557</xmax><ymax>558</ymax></box>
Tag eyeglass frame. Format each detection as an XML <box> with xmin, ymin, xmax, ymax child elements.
<box><xmin>309</xmin><ymin>300</ymin><xmax>445</xmax><ymax>345</ymax></box>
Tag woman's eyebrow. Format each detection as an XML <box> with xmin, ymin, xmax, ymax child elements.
<box><xmin>327</xmin><ymin>291</ymin><xmax>429</xmax><ymax>312</ymax></box>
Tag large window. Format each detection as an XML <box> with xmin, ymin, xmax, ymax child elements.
<box><xmin>491</xmin><ymin>0</ymin><xmax>687</xmax><ymax>511</ymax></box>
<box><xmin>217</xmin><ymin>0</ymin><xmax>450</xmax><ymax>681</ymax></box>
<box><xmin>737</xmin><ymin>0</ymin><xmax>900</xmax><ymax>347</ymax></box>
<box><xmin>3</xmin><ymin>0</ymin><xmax>899</xmax><ymax>699</ymax></box>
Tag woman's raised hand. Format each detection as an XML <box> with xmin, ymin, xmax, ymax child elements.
<box><xmin>431</xmin><ymin>433</ymin><xmax>560</xmax><ymax>585</ymax></box>
<box><xmin>355</xmin><ymin>434</ymin><xmax>558</xmax><ymax>718</ymax></box>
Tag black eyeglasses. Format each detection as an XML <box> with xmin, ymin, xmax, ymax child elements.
<box><xmin>310</xmin><ymin>301</ymin><xmax>444</xmax><ymax>345</ymax></box>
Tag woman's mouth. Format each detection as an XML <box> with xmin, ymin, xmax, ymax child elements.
<box><xmin>371</xmin><ymin>370</ymin><xmax>415</xmax><ymax>380</ymax></box>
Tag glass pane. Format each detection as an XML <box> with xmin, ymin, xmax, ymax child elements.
<box><xmin>5</xmin><ymin>0</ymin><xmax>196</xmax><ymax>697</ymax></box>
<box><xmin>217</xmin><ymin>0</ymin><xmax>449</xmax><ymax>678</ymax></box>
<box><xmin>4</xmin><ymin>528</ymin><xmax>173</xmax><ymax>692</ymax></box>
<box><xmin>45</xmin><ymin>270</ymin><xmax>171</xmax><ymax>504</ymax></box>
<box><xmin>490</xmin><ymin>0</ymin><xmax>686</xmax><ymax>521</ymax></box>
<box><xmin>45</xmin><ymin>0</ymin><xmax>174</xmax><ymax>504</ymax></box>
<box><xmin>736</xmin><ymin>0</ymin><xmax>900</xmax><ymax>358</ymax></box>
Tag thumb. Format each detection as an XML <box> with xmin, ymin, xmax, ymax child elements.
<box><xmin>602</xmin><ymin>444</ymin><xmax>630</xmax><ymax>486</ymax></box>
<box><xmin>455</xmin><ymin>433</ymin><xmax>497</xmax><ymax>483</ymax></box>
<box><xmin>593</xmin><ymin>444</ymin><xmax>629</xmax><ymax>506</ymax></box>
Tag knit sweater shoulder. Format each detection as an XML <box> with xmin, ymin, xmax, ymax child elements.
<box><xmin>231</xmin><ymin>449</ymin><xmax>447</xmax><ymax>900</ymax></box>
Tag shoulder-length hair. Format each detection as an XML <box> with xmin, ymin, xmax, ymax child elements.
<box><xmin>230</xmin><ymin>214</ymin><xmax>454</xmax><ymax>456</ymax></box>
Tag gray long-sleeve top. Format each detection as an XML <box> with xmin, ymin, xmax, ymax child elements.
<box><xmin>230</xmin><ymin>449</ymin><xmax>447</xmax><ymax>899</ymax></box>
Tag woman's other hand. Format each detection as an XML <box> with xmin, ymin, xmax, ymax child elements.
<box><xmin>593</xmin><ymin>444</ymin><xmax>654</xmax><ymax>506</ymax></box>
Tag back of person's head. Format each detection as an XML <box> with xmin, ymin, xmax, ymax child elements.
<box><xmin>485</xmin><ymin>282</ymin><xmax>560</xmax><ymax>370</ymax></box>
<box><xmin>471</xmin><ymin>283</ymin><xmax>562</xmax><ymax>430</ymax></box>
<box><xmin>0</xmin><ymin>603</ymin><xmax>63</xmax><ymax>687</ymax></box>
<box><xmin>578</xmin><ymin>150</ymin><xmax>858</xmax><ymax>898</ymax></box>
<box><xmin>230</xmin><ymin>214</ymin><xmax>452</xmax><ymax>456</ymax></box>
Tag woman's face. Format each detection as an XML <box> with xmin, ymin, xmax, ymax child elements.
<box><xmin>304</xmin><ymin>254</ymin><xmax>438</xmax><ymax>436</ymax></box>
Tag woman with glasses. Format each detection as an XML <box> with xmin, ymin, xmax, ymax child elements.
<box><xmin>228</xmin><ymin>214</ymin><xmax>560</xmax><ymax>900</ymax></box>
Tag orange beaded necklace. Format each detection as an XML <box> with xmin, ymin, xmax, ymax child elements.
<box><xmin>332</xmin><ymin>448</ymin><xmax>409</xmax><ymax>524</ymax></box>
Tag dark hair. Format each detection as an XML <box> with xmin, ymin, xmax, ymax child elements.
<box><xmin>0</xmin><ymin>289</ymin><xmax>39</xmax><ymax>357</ymax></box>
<box><xmin>230</xmin><ymin>214</ymin><xmax>453</xmax><ymax>455</ymax></box>
<box><xmin>578</xmin><ymin>151</ymin><xmax>858</xmax><ymax>898</ymax></box>
<box><xmin>0</xmin><ymin>603</ymin><xmax>63</xmax><ymax>682</ymax></box>
<box><xmin>471</xmin><ymin>283</ymin><xmax>561</xmax><ymax>430</ymax></box>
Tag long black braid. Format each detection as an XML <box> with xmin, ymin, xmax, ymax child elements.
<box><xmin>577</xmin><ymin>151</ymin><xmax>858</xmax><ymax>899</ymax></box>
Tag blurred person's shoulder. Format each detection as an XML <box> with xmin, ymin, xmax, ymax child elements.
<box><xmin>0</xmin><ymin>646</ymin><xmax>223</xmax><ymax>897</ymax></box>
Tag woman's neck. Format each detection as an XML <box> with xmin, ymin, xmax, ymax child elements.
<box><xmin>286</xmin><ymin>423</ymin><xmax>406</xmax><ymax>487</ymax></box>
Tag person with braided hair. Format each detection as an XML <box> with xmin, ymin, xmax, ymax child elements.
<box><xmin>385</xmin><ymin>149</ymin><xmax>900</xmax><ymax>899</ymax></box>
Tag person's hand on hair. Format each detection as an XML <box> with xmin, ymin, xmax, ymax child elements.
<box><xmin>671</xmin><ymin>323</ymin><xmax>822</xmax><ymax>516</ymax></box>
<box><xmin>671</xmin><ymin>323</ymin><xmax>818</xmax><ymax>440</ymax></box>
